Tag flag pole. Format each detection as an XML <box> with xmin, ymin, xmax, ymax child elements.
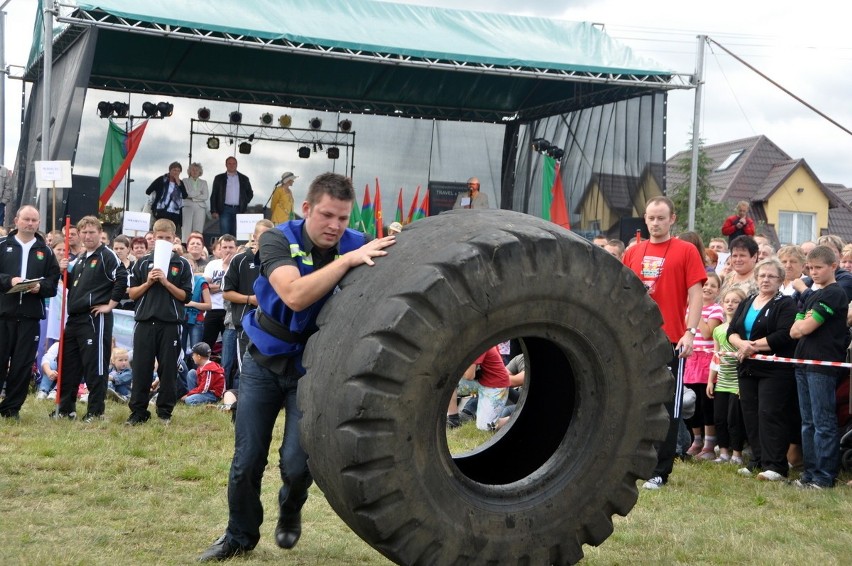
<box><xmin>53</xmin><ymin>215</ymin><xmax>70</xmax><ymax>416</ymax></box>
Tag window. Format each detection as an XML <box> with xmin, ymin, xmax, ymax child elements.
<box><xmin>715</xmin><ymin>149</ymin><xmax>744</xmax><ymax>172</ymax></box>
<box><xmin>777</xmin><ymin>211</ymin><xmax>815</xmax><ymax>244</ymax></box>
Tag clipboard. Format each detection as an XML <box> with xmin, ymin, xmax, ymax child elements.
<box><xmin>7</xmin><ymin>277</ymin><xmax>45</xmax><ymax>294</ymax></box>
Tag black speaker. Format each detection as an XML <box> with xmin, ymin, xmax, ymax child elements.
<box><xmin>619</xmin><ymin>217</ymin><xmax>649</xmax><ymax>245</ymax></box>
<box><xmin>62</xmin><ymin>175</ymin><xmax>100</xmax><ymax>226</ymax></box>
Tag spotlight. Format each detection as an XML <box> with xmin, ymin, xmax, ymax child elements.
<box><xmin>238</xmin><ymin>142</ymin><xmax>252</xmax><ymax>155</ymax></box>
<box><xmin>260</xmin><ymin>112</ymin><xmax>273</xmax><ymax>125</ymax></box>
<box><xmin>338</xmin><ymin>119</ymin><xmax>352</xmax><ymax>132</ymax></box>
<box><xmin>206</xmin><ymin>136</ymin><xmax>220</xmax><ymax>150</ymax></box>
<box><xmin>278</xmin><ymin>114</ymin><xmax>292</xmax><ymax>128</ymax></box>
<box><xmin>197</xmin><ymin>107</ymin><xmax>211</xmax><ymax>121</ymax></box>
<box><xmin>157</xmin><ymin>102</ymin><xmax>174</xmax><ymax>118</ymax></box>
<box><xmin>531</xmin><ymin>138</ymin><xmax>551</xmax><ymax>153</ymax></box>
<box><xmin>229</xmin><ymin>111</ymin><xmax>243</xmax><ymax>124</ymax></box>
<box><xmin>141</xmin><ymin>102</ymin><xmax>158</xmax><ymax>118</ymax></box>
<box><xmin>298</xmin><ymin>146</ymin><xmax>311</xmax><ymax>159</ymax></box>
<box><xmin>112</xmin><ymin>101</ymin><xmax>129</xmax><ymax>118</ymax></box>
<box><xmin>546</xmin><ymin>146</ymin><xmax>564</xmax><ymax>160</ymax></box>
<box><xmin>327</xmin><ymin>147</ymin><xmax>340</xmax><ymax>159</ymax></box>
<box><xmin>309</xmin><ymin>117</ymin><xmax>322</xmax><ymax>130</ymax></box>
<box><xmin>97</xmin><ymin>101</ymin><xmax>114</xmax><ymax>118</ymax></box>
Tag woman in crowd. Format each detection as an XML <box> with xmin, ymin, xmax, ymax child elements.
<box><xmin>778</xmin><ymin>245</ymin><xmax>806</xmax><ymax>297</ymax></box>
<box><xmin>185</xmin><ymin>231</ymin><xmax>209</xmax><ymax>270</ymax></box>
<box><xmin>182</xmin><ymin>162</ymin><xmax>209</xmax><ymax>237</ymax></box>
<box><xmin>147</xmin><ymin>161</ymin><xmax>188</xmax><ymax>236</ymax></box>
<box><xmin>269</xmin><ymin>171</ymin><xmax>297</xmax><ymax>224</ymax></box>
<box><xmin>720</xmin><ymin>235</ymin><xmax>759</xmax><ymax>298</ymax></box>
<box><xmin>727</xmin><ymin>258</ymin><xmax>798</xmax><ymax>481</ymax></box>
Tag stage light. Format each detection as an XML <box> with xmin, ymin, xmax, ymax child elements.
<box><xmin>298</xmin><ymin>146</ymin><xmax>311</xmax><ymax>159</ymax></box>
<box><xmin>197</xmin><ymin>107</ymin><xmax>211</xmax><ymax>121</ymax></box>
<box><xmin>327</xmin><ymin>147</ymin><xmax>340</xmax><ymax>159</ymax></box>
<box><xmin>141</xmin><ymin>102</ymin><xmax>158</xmax><ymax>118</ymax></box>
<box><xmin>532</xmin><ymin>138</ymin><xmax>551</xmax><ymax>153</ymax></box>
<box><xmin>338</xmin><ymin>119</ymin><xmax>352</xmax><ymax>132</ymax></box>
<box><xmin>229</xmin><ymin>111</ymin><xmax>243</xmax><ymax>124</ymax></box>
<box><xmin>546</xmin><ymin>146</ymin><xmax>564</xmax><ymax>160</ymax></box>
<box><xmin>97</xmin><ymin>101</ymin><xmax>114</xmax><ymax>118</ymax></box>
<box><xmin>278</xmin><ymin>114</ymin><xmax>292</xmax><ymax>128</ymax></box>
<box><xmin>260</xmin><ymin>112</ymin><xmax>273</xmax><ymax>125</ymax></box>
<box><xmin>309</xmin><ymin>117</ymin><xmax>322</xmax><ymax>130</ymax></box>
<box><xmin>206</xmin><ymin>137</ymin><xmax>220</xmax><ymax>149</ymax></box>
<box><xmin>157</xmin><ymin>102</ymin><xmax>174</xmax><ymax>118</ymax></box>
<box><xmin>112</xmin><ymin>101</ymin><xmax>130</xmax><ymax>118</ymax></box>
<box><xmin>238</xmin><ymin>142</ymin><xmax>252</xmax><ymax>155</ymax></box>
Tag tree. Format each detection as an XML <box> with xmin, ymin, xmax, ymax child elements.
<box><xmin>669</xmin><ymin>134</ymin><xmax>730</xmax><ymax>244</ymax></box>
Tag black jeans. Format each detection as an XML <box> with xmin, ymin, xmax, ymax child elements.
<box><xmin>129</xmin><ymin>321</ymin><xmax>181</xmax><ymax>419</ymax></box>
<box><xmin>739</xmin><ymin>373</ymin><xmax>797</xmax><ymax>475</ymax></box>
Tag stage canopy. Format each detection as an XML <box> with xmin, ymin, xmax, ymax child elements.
<box><xmin>17</xmin><ymin>0</ymin><xmax>692</xmax><ymax>228</ymax></box>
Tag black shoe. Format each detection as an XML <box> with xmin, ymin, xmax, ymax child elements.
<box><xmin>125</xmin><ymin>412</ymin><xmax>149</xmax><ymax>426</ymax></box>
<box><xmin>82</xmin><ymin>413</ymin><xmax>104</xmax><ymax>423</ymax></box>
<box><xmin>446</xmin><ymin>414</ymin><xmax>461</xmax><ymax>429</ymax></box>
<box><xmin>49</xmin><ymin>411</ymin><xmax>76</xmax><ymax>420</ymax></box>
<box><xmin>275</xmin><ymin>511</ymin><xmax>302</xmax><ymax>549</ymax></box>
<box><xmin>198</xmin><ymin>534</ymin><xmax>248</xmax><ymax>562</ymax></box>
<box><xmin>1</xmin><ymin>411</ymin><xmax>20</xmax><ymax>421</ymax></box>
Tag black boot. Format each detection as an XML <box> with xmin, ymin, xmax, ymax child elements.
<box><xmin>275</xmin><ymin>511</ymin><xmax>301</xmax><ymax>549</ymax></box>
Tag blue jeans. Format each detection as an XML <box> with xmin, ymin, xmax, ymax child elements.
<box><xmin>182</xmin><ymin>322</ymin><xmax>204</xmax><ymax>359</ymax></box>
<box><xmin>795</xmin><ymin>368</ymin><xmax>840</xmax><ymax>487</ymax></box>
<box><xmin>219</xmin><ymin>207</ymin><xmax>237</xmax><ymax>238</ymax></box>
<box><xmin>221</xmin><ymin>328</ymin><xmax>237</xmax><ymax>388</ymax></box>
<box><xmin>183</xmin><ymin>369</ymin><xmax>220</xmax><ymax>405</ymax></box>
<box><xmin>38</xmin><ymin>360</ymin><xmax>58</xmax><ymax>393</ymax></box>
<box><xmin>225</xmin><ymin>352</ymin><xmax>310</xmax><ymax>549</ymax></box>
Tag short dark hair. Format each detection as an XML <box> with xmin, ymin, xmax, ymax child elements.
<box><xmin>729</xmin><ymin>235</ymin><xmax>758</xmax><ymax>257</ymax></box>
<box><xmin>306</xmin><ymin>173</ymin><xmax>355</xmax><ymax>206</ymax></box>
<box><xmin>218</xmin><ymin>234</ymin><xmax>237</xmax><ymax>245</ymax></box>
<box><xmin>645</xmin><ymin>196</ymin><xmax>675</xmax><ymax>215</ymax></box>
<box><xmin>807</xmin><ymin>245</ymin><xmax>838</xmax><ymax>266</ymax></box>
<box><xmin>131</xmin><ymin>236</ymin><xmax>148</xmax><ymax>250</ymax></box>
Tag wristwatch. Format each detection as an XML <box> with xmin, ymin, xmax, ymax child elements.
<box><xmin>686</xmin><ymin>327</ymin><xmax>699</xmax><ymax>336</ymax></box>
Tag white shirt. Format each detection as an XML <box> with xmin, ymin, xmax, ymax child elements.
<box><xmin>14</xmin><ymin>235</ymin><xmax>35</xmax><ymax>277</ymax></box>
<box><xmin>204</xmin><ymin>258</ymin><xmax>226</xmax><ymax>310</ymax></box>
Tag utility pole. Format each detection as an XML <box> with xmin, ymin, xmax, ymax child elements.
<box><xmin>687</xmin><ymin>35</ymin><xmax>706</xmax><ymax>231</ymax></box>
<box><xmin>38</xmin><ymin>0</ymin><xmax>54</xmax><ymax>230</ymax></box>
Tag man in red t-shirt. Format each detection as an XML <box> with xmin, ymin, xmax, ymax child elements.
<box><xmin>447</xmin><ymin>346</ymin><xmax>510</xmax><ymax>431</ymax></box>
<box><xmin>622</xmin><ymin>196</ymin><xmax>706</xmax><ymax>489</ymax></box>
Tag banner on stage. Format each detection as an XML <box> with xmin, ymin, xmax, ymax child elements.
<box><xmin>236</xmin><ymin>214</ymin><xmax>263</xmax><ymax>241</ymax></box>
<box><xmin>123</xmin><ymin>211</ymin><xmax>151</xmax><ymax>234</ymax></box>
<box><xmin>34</xmin><ymin>160</ymin><xmax>73</xmax><ymax>188</ymax></box>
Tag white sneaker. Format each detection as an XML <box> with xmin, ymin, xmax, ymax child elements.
<box><xmin>35</xmin><ymin>391</ymin><xmax>47</xmax><ymax>400</ymax></box>
<box><xmin>737</xmin><ymin>467</ymin><xmax>753</xmax><ymax>477</ymax></box>
<box><xmin>47</xmin><ymin>390</ymin><xmax>57</xmax><ymax>400</ymax></box>
<box><xmin>642</xmin><ymin>476</ymin><xmax>664</xmax><ymax>490</ymax></box>
<box><xmin>757</xmin><ymin>470</ymin><xmax>784</xmax><ymax>482</ymax></box>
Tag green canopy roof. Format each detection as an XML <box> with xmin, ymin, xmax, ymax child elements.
<box><xmin>28</xmin><ymin>0</ymin><xmax>689</xmax><ymax>122</ymax></box>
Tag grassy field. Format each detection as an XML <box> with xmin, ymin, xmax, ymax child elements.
<box><xmin>0</xmin><ymin>398</ymin><xmax>849</xmax><ymax>565</ymax></box>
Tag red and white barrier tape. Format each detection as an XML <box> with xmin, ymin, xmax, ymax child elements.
<box><xmin>693</xmin><ymin>347</ymin><xmax>852</xmax><ymax>368</ymax></box>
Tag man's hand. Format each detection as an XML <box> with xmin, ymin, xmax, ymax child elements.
<box><xmin>27</xmin><ymin>282</ymin><xmax>41</xmax><ymax>294</ymax></box>
<box><xmin>148</xmin><ymin>268</ymin><xmax>165</xmax><ymax>284</ymax></box>
<box><xmin>347</xmin><ymin>235</ymin><xmax>396</xmax><ymax>267</ymax></box>
<box><xmin>91</xmin><ymin>304</ymin><xmax>113</xmax><ymax>315</ymax></box>
<box><xmin>676</xmin><ymin>331</ymin><xmax>694</xmax><ymax>358</ymax></box>
<box><xmin>211</xmin><ymin>212</ymin><xmax>219</xmax><ymax>220</ymax></box>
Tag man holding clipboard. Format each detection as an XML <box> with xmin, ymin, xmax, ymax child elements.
<box><xmin>0</xmin><ymin>205</ymin><xmax>60</xmax><ymax>419</ymax></box>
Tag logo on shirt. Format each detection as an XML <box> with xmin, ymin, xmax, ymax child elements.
<box><xmin>36</xmin><ymin>251</ymin><xmax>44</xmax><ymax>261</ymax></box>
<box><xmin>170</xmin><ymin>266</ymin><xmax>179</xmax><ymax>277</ymax></box>
<box><xmin>89</xmin><ymin>259</ymin><xmax>97</xmax><ymax>268</ymax></box>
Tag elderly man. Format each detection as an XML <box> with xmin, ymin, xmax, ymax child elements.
<box><xmin>211</xmin><ymin>156</ymin><xmax>253</xmax><ymax>238</ymax></box>
<box><xmin>453</xmin><ymin>177</ymin><xmax>489</xmax><ymax>209</ymax></box>
<box><xmin>721</xmin><ymin>201</ymin><xmax>755</xmax><ymax>244</ymax></box>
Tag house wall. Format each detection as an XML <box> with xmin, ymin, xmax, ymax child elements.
<box><xmin>764</xmin><ymin>167</ymin><xmax>828</xmax><ymax>241</ymax></box>
<box><xmin>578</xmin><ymin>184</ymin><xmax>614</xmax><ymax>232</ymax></box>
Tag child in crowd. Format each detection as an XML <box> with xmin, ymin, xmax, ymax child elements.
<box><xmin>35</xmin><ymin>341</ymin><xmax>60</xmax><ymax>400</ymax></box>
<box><xmin>181</xmin><ymin>342</ymin><xmax>225</xmax><ymax>406</ymax></box>
<box><xmin>790</xmin><ymin>246</ymin><xmax>847</xmax><ymax>489</ymax></box>
<box><xmin>707</xmin><ymin>288</ymin><xmax>747</xmax><ymax>465</ymax></box>
<box><xmin>685</xmin><ymin>273</ymin><xmax>725</xmax><ymax>459</ymax></box>
<box><xmin>107</xmin><ymin>347</ymin><xmax>132</xmax><ymax>403</ymax></box>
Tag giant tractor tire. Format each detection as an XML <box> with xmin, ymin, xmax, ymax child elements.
<box><xmin>300</xmin><ymin>209</ymin><xmax>673</xmax><ymax>565</ymax></box>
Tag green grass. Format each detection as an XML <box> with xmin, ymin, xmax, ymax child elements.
<box><xmin>1</xmin><ymin>400</ymin><xmax>849</xmax><ymax>565</ymax></box>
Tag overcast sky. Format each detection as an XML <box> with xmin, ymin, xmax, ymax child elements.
<box><xmin>3</xmin><ymin>0</ymin><xmax>851</xmax><ymax>211</ymax></box>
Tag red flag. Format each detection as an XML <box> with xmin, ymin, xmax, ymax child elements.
<box><xmin>406</xmin><ymin>185</ymin><xmax>420</xmax><ymax>224</ymax></box>
<box><xmin>423</xmin><ymin>189</ymin><xmax>430</xmax><ymax>217</ymax></box>
<box><xmin>375</xmin><ymin>178</ymin><xmax>384</xmax><ymax>238</ymax></box>
<box><xmin>549</xmin><ymin>164</ymin><xmax>570</xmax><ymax>229</ymax></box>
<box><xmin>98</xmin><ymin>120</ymin><xmax>149</xmax><ymax>211</ymax></box>
<box><xmin>395</xmin><ymin>187</ymin><xmax>404</xmax><ymax>224</ymax></box>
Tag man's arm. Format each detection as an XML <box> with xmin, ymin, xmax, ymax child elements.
<box><xmin>268</xmin><ymin>236</ymin><xmax>395</xmax><ymax>312</ymax></box>
<box><xmin>676</xmin><ymin>282</ymin><xmax>704</xmax><ymax>357</ymax></box>
<box><xmin>243</xmin><ymin>174</ymin><xmax>254</xmax><ymax>205</ymax></box>
<box><xmin>720</xmin><ymin>215</ymin><xmax>736</xmax><ymax>236</ymax></box>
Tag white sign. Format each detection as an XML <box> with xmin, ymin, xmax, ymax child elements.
<box><xmin>113</xmin><ymin>309</ymin><xmax>135</xmax><ymax>351</ymax></box>
<box><xmin>715</xmin><ymin>252</ymin><xmax>731</xmax><ymax>275</ymax></box>
<box><xmin>123</xmin><ymin>210</ymin><xmax>151</xmax><ymax>234</ymax></box>
<box><xmin>34</xmin><ymin>160</ymin><xmax>72</xmax><ymax>188</ymax></box>
<box><xmin>236</xmin><ymin>214</ymin><xmax>264</xmax><ymax>241</ymax></box>
<box><xmin>153</xmin><ymin>239</ymin><xmax>173</xmax><ymax>273</ymax></box>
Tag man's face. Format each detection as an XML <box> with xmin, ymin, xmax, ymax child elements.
<box><xmin>145</xmin><ymin>233</ymin><xmax>155</xmax><ymax>247</ymax></box>
<box><xmin>729</xmin><ymin>247</ymin><xmax>756</xmax><ymax>275</ymax></box>
<box><xmin>218</xmin><ymin>239</ymin><xmax>237</xmax><ymax>258</ymax></box>
<box><xmin>737</xmin><ymin>204</ymin><xmax>748</xmax><ymax>217</ymax></box>
<box><xmin>603</xmin><ymin>244</ymin><xmax>621</xmax><ymax>259</ymax></box>
<box><xmin>79</xmin><ymin>224</ymin><xmax>102</xmax><ymax>251</ymax></box>
<box><xmin>225</xmin><ymin>158</ymin><xmax>238</xmax><ymax>174</ymax></box>
<box><xmin>709</xmin><ymin>240</ymin><xmax>727</xmax><ymax>253</ymax></box>
<box><xmin>154</xmin><ymin>230</ymin><xmax>174</xmax><ymax>242</ymax></box>
<box><xmin>302</xmin><ymin>195</ymin><xmax>351</xmax><ymax>250</ymax></box>
<box><xmin>467</xmin><ymin>178</ymin><xmax>480</xmax><ymax>195</ymax></box>
<box><xmin>65</xmin><ymin>227</ymin><xmax>79</xmax><ymax>246</ymax></box>
<box><xmin>15</xmin><ymin>207</ymin><xmax>40</xmax><ymax>236</ymax></box>
<box><xmin>644</xmin><ymin>202</ymin><xmax>675</xmax><ymax>240</ymax></box>
<box><xmin>809</xmin><ymin>260</ymin><xmax>836</xmax><ymax>286</ymax></box>
<box><xmin>592</xmin><ymin>237</ymin><xmax>607</xmax><ymax>248</ymax></box>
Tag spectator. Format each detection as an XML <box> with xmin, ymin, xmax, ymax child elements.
<box><xmin>183</xmin><ymin>259</ymin><xmax>212</xmax><ymax>367</ymax></box>
<box><xmin>210</xmin><ymin>157</ymin><xmax>253</xmax><ymax>239</ymax></box>
<box><xmin>182</xmin><ymin>162</ymin><xmax>209</xmax><ymax>237</ymax></box>
<box><xmin>185</xmin><ymin>231</ymin><xmax>209</xmax><ymax>270</ymax></box>
<box><xmin>708</xmin><ymin>237</ymin><xmax>728</xmax><ymax>254</ymax></box>
<box><xmin>130</xmin><ymin>237</ymin><xmax>148</xmax><ymax>263</ymax></box>
<box><xmin>53</xmin><ymin>215</ymin><xmax>128</xmax><ymax>422</ymax></box>
<box><xmin>125</xmin><ymin>218</ymin><xmax>193</xmax><ymax>425</ymax></box>
<box><xmin>0</xmin><ymin>206</ymin><xmax>61</xmax><ymax>420</ymax></box>
<box><xmin>721</xmin><ymin>201</ymin><xmax>755</xmax><ymax>244</ymax></box>
<box><xmin>778</xmin><ymin>245</ymin><xmax>807</xmax><ymax>297</ymax></box>
<box><xmin>452</xmin><ymin>177</ymin><xmax>489</xmax><ymax>209</ymax></box>
<box><xmin>591</xmin><ymin>234</ymin><xmax>608</xmax><ymax>248</ymax></box>
<box><xmin>181</xmin><ymin>342</ymin><xmax>225</xmax><ymax>405</ymax></box>
<box><xmin>728</xmin><ymin>258</ymin><xmax>798</xmax><ymax>481</ymax></box>
<box><xmin>35</xmin><ymin>341</ymin><xmax>61</xmax><ymax>400</ymax></box>
<box><xmin>798</xmin><ymin>234</ymin><xmax>852</xmax><ymax>302</ymax></box>
<box><xmin>719</xmin><ymin>235</ymin><xmax>759</xmax><ymax>299</ymax></box>
<box><xmin>790</xmin><ymin>246</ymin><xmax>847</xmax><ymax>489</ymax></box>
<box><xmin>270</xmin><ymin>172</ymin><xmax>297</xmax><ymax>224</ymax></box>
<box><xmin>758</xmin><ymin>243</ymin><xmax>776</xmax><ymax>261</ymax></box>
<box><xmin>446</xmin><ymin>346</ymin><xmax>510</xmax><ymax>431</ymax></box>
<box><xmin>604</xmin><ymin>239</ymin><xmax>625</xmax><ymax>259</ymax></box>
<box><xmin>623</xmin><ymin>196</ymin><xmax>706</xmax><ymax>489</ymax></box>
<box><xmin>147</xmin><ymin>161</ymin><xmax>188</xmax><ymax>237</ymax></box>
<box><xmin>107</xmin><ymin>347</ymin><xmax>132</xmax><ymax>403</ymax></box>
<box><xmin>202</xmin><ymin>235</ymin><xmax>238</xmax><ymax>350</ymax></box>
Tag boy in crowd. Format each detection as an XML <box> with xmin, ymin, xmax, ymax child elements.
<box><xmin>107</xmin><ymin>347</ymin><xmax>132</xmax><ymax>403</ymax></box>
<box><xmin>790</xmin><ymin>245</ymin><xmax>847</xmax><ymax>489</ymax></box>
<box><xmin>181</xmin><ymin>342</ymin><xmax>225</xmax><ymax>405</ymax></box>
